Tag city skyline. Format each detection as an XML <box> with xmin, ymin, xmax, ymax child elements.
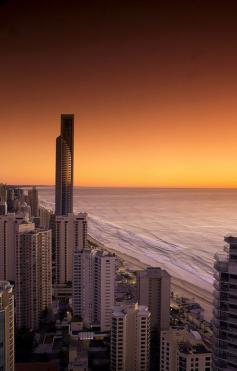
<box><xmin>1</xmin><ymin>1</ymin><xmax>237</xmax><ymax>187</ymax></box>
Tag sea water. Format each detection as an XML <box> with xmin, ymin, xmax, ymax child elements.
<box><xmin>38</xmin><ymin>187</ymin><xmax>237</xmax><ymax>295</ymax></box>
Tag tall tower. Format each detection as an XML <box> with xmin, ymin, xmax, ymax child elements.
<box><xmin>28</xmin><ymin>186</ymin><xmax>39</xmax><ymax>217</ymax></box>
<box><xmin>55</xmin><ymin>114</ymin><xmax>74</xmax><ymax>216</ymax></box>
<box><xmin>55</xmin><ymin>212</ymin><xmax>87</xmax><ymax>284</ymax></box>
<box><xmin>15</xmin><ymin>226</ymin><xmax>52</xmax><ymax>330</ymax></box>
<box><xmin>137</xmin><ymin>267</ymin><xmax>170</xmax><ymax>332</ymax></box>
<box><xmin>213</xmin><ymin>235</ymin><xmax>237</xmax><ymax>370</ymax></box>
<box><xmin>0</xmin><ymin>281</ymin><xmax>15</xmax><ymax>371</ymax></box>
<box><xmin>0</xmin><ymin>214</ymin><xmax>26</xmax><ymax>282</ymax></box>
<box><xmin>137</xmin><ymin>267</ymin><xmax>170</xmax><ymax>369</ymax></box>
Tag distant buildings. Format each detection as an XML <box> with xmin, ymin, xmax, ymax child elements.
<box><xmin>0</xmin><ymin>280</ymin><xmax>14</xmax><ymax>371</ymax></box>
<box><xmin>55</xmin><ymin>114</ymin><xmax>74</xmax><ymax>216</ymax></box>
<box><xmin>15</xmin><ymin>225</ymin><xmax>52</xmax><ymax>330</ymax></box>
<box><xmin>0</xmin><ymin>201</ymin><xmax>7</xmax><ymax>215</ymax></box>
<box><xmin>73</xmin><ymin>249</ymin><xmax>115</xmax><ymax>331</ymax></box>
<box><xmin>0</xmin><ymin>183</ymin><xmax>7</xmax><ymax>203</ymax></box>
<box><xmin>110</xmin><ymin>303</ymin><xmax>151</xmax><ymax>371</ymax></box>
<box><xmin>213</xmin><ymin>235</ymin><xmax>237</xmax><ymax>370</ymax></box>
<box><xmin>6</xmin><ymin>187</ymin><xmax>24</xmax><ymax>213</ymax></box>
<box><xmin>39</xmin><ymin>206</ymin><xmax>53</xmax><ymax>229</ymax></box>
<box><xmin>28</xmin><ymin>186</ymin><xmax>39</xmax><ymax>217</ymax></box>
<box><xmin>55</xmin><ymin>212</ymin><xmax>87</xmax><ymax>284</ymax></box>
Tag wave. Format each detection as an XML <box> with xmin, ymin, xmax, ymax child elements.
<box><xmin>86</xmin><ymin>213</ymin><xmax>214</xmax><ymax>292</ymax></box>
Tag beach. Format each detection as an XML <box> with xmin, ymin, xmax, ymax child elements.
<box><xmin>88</xmin><ymin>234</ymin><xmax>213</xmax><ymax>321</ymax></box>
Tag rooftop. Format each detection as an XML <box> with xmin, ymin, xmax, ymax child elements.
<box><xmin>178</xmin><ymin>342</ymin><xmax>211</xmax><ymax>355</ymax></box>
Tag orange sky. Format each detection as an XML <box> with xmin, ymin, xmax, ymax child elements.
<box><xmin>1</xmin><ymin>1</ymin><xmax>237</xmax><ymax>187</ymax></box>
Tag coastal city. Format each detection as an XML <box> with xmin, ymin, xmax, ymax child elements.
<box><xmin>0</xmin><ymin>114</ymin><xmax>236</xmax><ymax>371</ymax></box>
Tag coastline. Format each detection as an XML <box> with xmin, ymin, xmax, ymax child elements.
<box><xmin>88</xmin><ymin>234</ymin><xmax>213</xmax><ymax>321</ymax></box>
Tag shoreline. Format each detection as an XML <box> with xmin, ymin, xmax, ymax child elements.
<box><xmin>88</xmin><ymin>234</ymin><xmax>213</xmax><ymax>321</ymax></box>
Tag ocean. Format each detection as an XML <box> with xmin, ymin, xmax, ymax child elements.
<box><xmin>38</xmin><ymin>187</ymin><xmax>237</xmax><ymax>300</ymax></box>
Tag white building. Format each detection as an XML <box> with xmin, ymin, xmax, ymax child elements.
<box><xmin>15</xmin><ymin>226</ymin><xmax>52</xmax><ymax>330</ymax></box>
<box><xmin>0</xmin><ymin>281</ymin><xmax>14</xmax><ymax>371</ymax></box>
<box><xmin>110</xmin><ymin>303</ymin><xmax>151</xmax><ymax>371</ymax></box>
<box><xmin>0</xmin><ymin>213</ymin><xmax>26</xmax><ymax>282</ymax></box>
<box><xmin>73</xmin><ymin>249</ymin><xmax>115</xmax><ymax>331</ymax></box>
<box><xmin>160</xmin><ymin>328</ymin><xmax>212</xmax><ymax>371</ymax></box>
<box><xmin>55</xmin><ymin>213</ymin><xmax>87</xmax><ymax>284</ymax></box>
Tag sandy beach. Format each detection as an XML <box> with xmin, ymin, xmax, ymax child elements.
<box><xmin>88</xmin><ymin>235</ymin><xmax>213</xmax><ymax>321</ymax></box>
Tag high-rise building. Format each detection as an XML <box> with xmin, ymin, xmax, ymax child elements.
<box><xmin>6</xmin><ymin>187</ymin><xmax>24</xmax><ymax>213</ymax></box>
<box><xmin>55</xmin><ymin>213</ymin><xmax>87</xmax><ymax>284</ymax></box>
<box><xmin>39</xmin><ymin>206</ymin><xmax>53</xmax><ymax>229</ymax></box>
<box><xmin>160</xmin><ymin>328</ymin><xmax>212</xmax><ymax>371</ymax></box>
<box><xmin>110</xmin><ymin>303</ymin><xmax>151</xmax><ymax>371</ymax></box>
<box><xmin>0</xmin><ymin>184</ymin><xmax>7</xmax><ymax>203</ymax></box>
<box><xmin>137</xmin><ymin>267</ymin><xmax>170</xmax><ymax>368</ymax></box>
<box><xmin>137</xmin><ymin>267</ymin><xmax>170</xmax><ymax>332</ymax></box>
<box><xmin>213</xmin><ymin>235</ymin><xmax>237</xmax><ymax>370</ymax></box>
<box><xmin>0</xmin><ymin>214</ymin><xmax>26</xmax><ymax>282</ymax></box>
<box><xmin>28</xmin><ymin>186</ymin><xmax>39</xmax><ymax>217</ymax></box>
<box><xmin>0</xmin><ymin>201</ymin><xmax>7</xmax><ymax>215</ymax></box>
<box><xmin>55</xmin><ymin>114</ymin><xmax>74</xmax><ymax>216</ymax></box>
<box><xmin>0</xmin><ymin>281</ymin><xmax>14</xmax><ymax>371</ymax></box>
<box><xmin>15</xmin><ymin>226</ymin><xmax>52</xmax><ymax>330</ymax></box>
<box><xmin>73</xmin><ymin>249</ymin><xmax>115</xmax><ymax>331</ymax></box>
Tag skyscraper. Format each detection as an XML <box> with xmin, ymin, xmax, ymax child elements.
<box><xmin>137</xmin><ymin>267</ymin><xmax>170</xmax><ymax>332</ymax></box>
<box><xmin>15</xmin><ymin>226</ymin><xmax>52</xmax><ymax>330</ymax></box>
<box><xmin>28</xmin><ymin>186</ymin><xmax>39</xmax><ymax>217</ymax></box>
<box><xmin>0</xmin><ymin>201</ymin><xmax>7</xmax><ymax>215</ymax></box>
<box><xmin>0</xmin><ymin>183</ymin><xmax>7</xmax><ymax>203</ymax></box>
<box><xmin>55</xmin><ymin>212</ymin><xmax>87</xmax><ymax>284</ymax></box>
<box><xmin>137</xmin><ymin>267</ymin><xmax>170</xmax><ymax>368</ymax></box>
<box><xmin>73</xmin><ymin>249</ymin><xmax>115</xmax><ymax>331</ymax></box>
<box><xmin>55</xmin><ymin>114</ymin><xmax>74</xmax><ymax>216</ymax></box>
<box><xmin>111</xmin><ymin>303</ymin><xmax>151</xmax><ymax>371</ymax></box>
<box><xmin>213</xmin><ymin>235</ymin><xmax>237</xmax><ymax>370</ymax></box>
<box><xmin>0</xmin><ymin>214</ymin><xmax>26</xmax><ymax>282</ymax></box>
<box><xmin>0</xmin><ymin>281</ymin><xmax>14</xmax><ymax>371</ymax></box>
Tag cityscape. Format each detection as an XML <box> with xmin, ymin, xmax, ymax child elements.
<box><xmin>1</xmin><ymin>1</ymin><xmax>237</xmax><ymax>371</ymax></box>
<box><xmin>0</xmin><ymin>114</ymin><xmax>236</xmax><ymax>371</ymax></box>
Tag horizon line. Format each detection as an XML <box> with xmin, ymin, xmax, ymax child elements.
<box><xmin>5</xmin><ymin>184</ymin><xmax>237</xmax><ymax>190</ymax></box>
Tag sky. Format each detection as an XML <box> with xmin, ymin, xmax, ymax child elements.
<box><xmin>1</xmin><ymin>0</ymin><xmax>237</xmax><ymax>187</ymax></box>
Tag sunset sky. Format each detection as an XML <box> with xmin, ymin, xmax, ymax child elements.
<box><xmin>1</xmin><ymin>0</ymin><xmax>237</xmax><ymax>187</ymax></box>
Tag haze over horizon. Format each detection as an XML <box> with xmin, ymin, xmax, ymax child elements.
<box><xmin>1</xmin><ymin>1</ymin><xmax>237</xmax><ymax>187</ymax></box>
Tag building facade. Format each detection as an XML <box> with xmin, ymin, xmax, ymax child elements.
<box><xmin>15</xmin><ymin>227</ymin><xmax>52</xmax><ymax>330</ymax></box>
<box><xmin>39</xmin><ymin>206</ymin><xmax>53</xmax><ymax>229</ymax></box>
<box><xmin>111</xmin><ymin>303</ymin><xmax>151</xmax><ymax>371</ymax></box>
<box><xmin>28</xmin><ymin>186</ymin><xmax>39</xmax><ymax>217</ymax></box>
<box><xmin>160</xmin><ymin>328</ymin><xmax>211</xmax><ymax>371</ymax></box>
<box><xmin>137</xmin><ymin>267</ymin><xmax>170</xmax><ymax>368</ymax></box>
<box><xmin>0</xmin><ymin>281</ymin><xmax>14</xmax><ymax>371</ymax></box>
<box><xmin>213</xmin><ymin>235</ymin><xmax>237</xmax><ymax>370</ymax></box>
<box><xmin>73</xmin><ymin>249</ymin><xmax>115</xmax><ymax>331</ymax></box>
<box><xmin>0</xmin><ymin>214</ymin><xmax>26</xmax><ymax>282</ymax></box>
<box><xmin>55</xmin><ymin>213</ymin><xmax>87</xmax><ymax>284</ymax></box>
<box><xmin>55</xmin><ymin>114</ymin><xmax>74</xmax><ymax>216</ymax></box>
<box><xmin>137</xmin><ymin>267</ymin><xmax>170</xmax><ymax>332</ymax></box>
